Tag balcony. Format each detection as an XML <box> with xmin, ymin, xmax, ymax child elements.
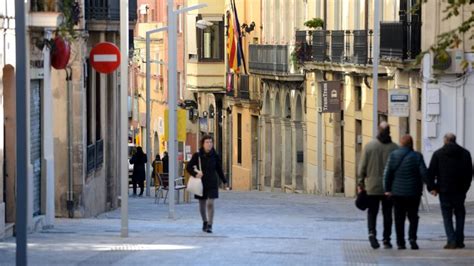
<box><xmin>297</xmin><ymin>30</ymin><xmax>374</xmax><ymax>65</ymax></box>
<box><xmin>29</xmin><ymin>0</ymin><xmax>62</xmax><ymax>28</ymax></box>
<box><xmin>296</xmin><ymin>23</ymin><xmax>421</xmax><ymax>67</ymax></box>
<box><xmin>226</xmin><ymin>74</ymin><xmax>260</xmax><ymax>103</ymax></box>
<box><xmin>249</xmin><ymin>45</ymin><xmax>289</xmax><ymax>74</ymax></box>
<box><xmin>237</xmin><ymin>74</ymin><xmax>249</xmax><ymax>100</ymax></box>
<box><xmin>380</xmin><ymin>21</ymin><xmax>421</xmax><ymax>61</ymax></box>
<box><xmin>84</xmin><ymin>0</ymin><xmax>137</xmax><ymax>22</ymax></box>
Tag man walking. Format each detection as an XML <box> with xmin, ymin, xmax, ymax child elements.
<box><xmin>428</xmin><ymin>133</ymin><xmax>472</xmax><ymax>249</ymax></box>
<box><xmin>358</xmin><ymin>122</ymin><xmax>398</xmax><ymax>249</ymax></box>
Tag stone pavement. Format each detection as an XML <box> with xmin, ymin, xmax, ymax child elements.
<box><xmin>0</xmin><ymin>191</ymin><xmax>473</xmax><ymax>265</ymax></box>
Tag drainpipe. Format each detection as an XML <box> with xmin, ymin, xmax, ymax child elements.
<box><xmin>66</xmin><ymin>67</ymin><xmax>74</xmax><ymax>218</ymax></box>
<box><xmin>364</xmin><ymin>0</ymin><xmax>368</xmax><ymax>31</ymax></box>
<box><xmin>323</xmin><ymin>0</ymin><xmax>327</xmax><ymax>30</ymax></box>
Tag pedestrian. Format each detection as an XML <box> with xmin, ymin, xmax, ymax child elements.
<box><xmin>428</xmin><ymin>133</ymin><xmax>472</xmax><ymax>249</ymax></box>
<box><xmin>129</xmin><ymin>146</ymin><xmax>147</xmax><ymax>197</ymax></box>
<box><xmin>151</xmin><ymin>154</ymin><xmax>161</xmax><ymax>184</ymax></box>
<box><xmin>384</xmin><ymin>135</ymin><xmax>430</xmax><ymax>250</ymax></box>
<box><xmin>357</xmin><ymin>121</ymin><xmax>398</xmax><ymax>249</ymax></box>
<box><xmin>186</xmin><ymin>135</ymin><xmax>229</xmax><ymax>233</ymax></box>
<box><xmin>162</xmin><ymin>151</ymin><xmax>169</xmax><ymax>173</ymax></box>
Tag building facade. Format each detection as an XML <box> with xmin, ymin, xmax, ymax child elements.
<box><xmin>302</xmin><ymin>0</ymin><xmax>423</xmax><ymax>197</ymax></box>
<box><xmin>185</xmin><ymin>0</ymin><xmax>226</xmax><ymax>167</ymax></box>
<box><xmin>52</xmin><ymin>0</ymin><xmax>138</xmax><ymax>218</ymax></box>
<box><xmin>420</xmin><ymin>1</ymin><xmax>474</xmax><ymax>203</ymax></box>
<box><xmin>1</xmin><ymin>0</ymin><xmax>61</xmax><ymax>239</ymax></box>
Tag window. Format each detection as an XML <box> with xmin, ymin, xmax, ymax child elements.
<box><xmin>197</xmin><ymin>15</ymin><xmax>224</xmax><ymax>61</ymax></box>
<box><xmin>178</xmin><ymin>72</ymin><xmax>183</xmax><ymax>100</ymax></box>
<box><xmin>355</xmin><ymin>86</ymin><xmax>362</xmax><ymax>111</ymax></box>
<box><xmin>237</xmin><ymin>113</ymin><xmax>242</xmax><ymax>164</ymax></box>
<box><xmin>177</xmin><ymin>5</ymin><xmax>183</xmax><ymax>33</ymax></box>
<box><xmin>417</xmin><ymin>88</ymin><xmax>422</xmax><ymax>111</ymax></box>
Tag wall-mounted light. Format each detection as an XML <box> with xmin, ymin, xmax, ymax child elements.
<box><xmin>202</xmin><ymin>111</ymin><xmax>208</xmax><ymax>118</ymax></box>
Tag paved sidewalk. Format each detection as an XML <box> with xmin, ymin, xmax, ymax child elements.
<box><xmin>0</xmin><ymin>191</ymin><xmax>473</xmax><ymax>265</ymax></box>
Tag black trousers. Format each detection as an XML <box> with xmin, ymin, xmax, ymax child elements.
<box><xmin>367</xmin><ymin>195</ymin><xmax>393</xmax><ymax>241</ymax></box>
<box><xmin>393</xmin><ymin>196</ymin><xmax>420</xmax><ymax>245</ymax></box>
<box><xmin>132</xmin><ymin>178</ymin><xmax>144</xmax><ymax>195</ymax></box>
<box><xmin>440</xmin><ymin>193</ymin><xmax>466</xmax><ymax>245</ymax></box>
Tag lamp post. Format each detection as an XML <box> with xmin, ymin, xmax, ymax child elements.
<box><xmin>15</xmin><ymin>0</ymin><xmax>28</xmax><ymax>264</ymax></box>
<box><xmin>167</xmin><ymin>1</ymin><xmax>207</xmax><ymax>219</ymax></box>
<box><xmin>146</xmin><ymin>26</ymin><xmax>168</xmax><ymax>197</ymax></box>
<box><xmin>372</xmin><ymin>0</ymin><xmax>380</xmax><ymax>137</ymax></box>
<box><xmin>120</xmin><ymin>0</ymin><xmax>130</xmax><ymax>238</ymax></box>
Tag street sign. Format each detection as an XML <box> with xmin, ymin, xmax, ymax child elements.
<box><xmin>89</xmin><ymin>42</ymin><xmax>121</xmax><ymax>74</ymax></box>
<box><xmin>389</xmin><ymin>89</ymin><xmax>410</xmax><ymax>117</ymax></box>
<box><xmin>320</xmin><ymin>81</ymin><xmax>342</xmax><ymax>113</ymax></box>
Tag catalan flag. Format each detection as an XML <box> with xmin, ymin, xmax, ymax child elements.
<box><xmin>227</xmin><ymin>10</ymin><xmax>238</xmax><ymax>73</ymax></box>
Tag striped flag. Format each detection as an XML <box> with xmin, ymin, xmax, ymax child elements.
<box><xmin>231</xmin><ymin>0</ymin><xmax>247</xmax><ymax>74</ymax></box>
<box><xmin>227</xmin><ymin>10</ymin><xmax>238</xmax><ymax>73</ymax></box>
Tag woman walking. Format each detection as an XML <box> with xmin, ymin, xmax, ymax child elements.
<box><xmin>383</xmin><ymin>135</ymin><xmax>429</xmax><ymax>250</ymax></box>
<box><xmin>130</xmin><ymin>146</ymin><xmax>147</xmax><ymax>197</ymax></box>
<box><xmin>186</xmin><ymin>135</ymin><xmax>229</xmax><ymax>233</ymax></box>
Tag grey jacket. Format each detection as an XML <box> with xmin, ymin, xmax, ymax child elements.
<box><xmin>358</xmin><ymin>139</ymin><xmax>398</xmax><ymax>195</ymax></box>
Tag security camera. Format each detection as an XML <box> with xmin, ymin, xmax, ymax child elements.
<box><xmin>196</xmin><ymin>19</ymin><xmax>213</xmax><ymax>29</ymax></box>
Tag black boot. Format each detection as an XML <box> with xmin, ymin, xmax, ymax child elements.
<box><xmin>369</xmin><ymin>235</ymin><xmax>380</xmax><ymax>249</ymax></box>
<box><xmin>206</xmin><ymin>224</ymin><xmax>213</xmax><ymax>233</ymax></box>
<box><xmin>202</xmin><ymin>222</ymin><xmax>208</xmax><ymax>232</ymax></box>
<box><xmin>383</xmin><ymin>240</ymin><xmax>393</xmax><ymax>249</ymax></box>
<box><xmin>410</xmin><ymin>240</ymin><xmax>419</xmax><ymax>250</ymax></box>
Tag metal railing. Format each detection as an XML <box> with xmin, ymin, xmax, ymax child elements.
<box><xmin>85</xmin><ymin>0</ymin><xmax>137</xmax><ymax>21</ymax></box>
<box><xmin>237</xmin><ymin>75</ymin><xmax>250</xmax><ymax>100</ymax></box>
<box><xmin>380</xmin><ymin>21</ymin><xmax>421</xmax><ymax>60</ymax></box>
<box><xmin>87</xmin><ymin>143</ymin><xmax>96</xmax><ymax>175</ymax></box>
<box><xmin>300</xmin><ymin>30</ymin><xmax>374</xmax><ymax>65</ymax></box>
<box><xmin>96</xmin><ymin>139</ymin><xmax>104</xmax><ymax>168</ymax></box>
<box><xmin>249</xmin><ymin>45</ymin><xmax>289</xmax><ymax>73</ymax></box>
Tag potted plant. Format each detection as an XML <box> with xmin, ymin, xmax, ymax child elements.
<box><xmin>45</xmin><ymin>0</ymin><xmax>81</xmax><ymax>69</ymax></box>
<box><xmin>304</xmin><ymin>18</ymin><xmax>324</xmax><ymax>31</ymax></box>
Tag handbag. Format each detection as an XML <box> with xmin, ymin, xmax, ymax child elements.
<box><xmin>186</xmin><ymin>156</ymin><xmax>203</xmax><ymax>196</ymax></box>
<box><xmin>355</xmin><ymin>190</ymin><xmax>369</xmax><ymax>211</ymax></box>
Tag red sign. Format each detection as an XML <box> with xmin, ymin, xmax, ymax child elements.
<box><xmin>89</xmin><ymin>42</ymin><xmax>121</xmax><ymax>74</ymax></box>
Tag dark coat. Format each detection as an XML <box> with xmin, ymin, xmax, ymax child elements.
<box><xmin>383</xmin><ymin>147</ymin><xmax>429</xmax><ymax>197</ymax></box>
<box><xmin>162</xmin><ymin>155</ymin><xmax>169</xmax><ymax>173</ymax></box>
<box><xmin>428</xmin><ymin>143</ymin><xmax>473</xmax><ymax>194</ymax></box>
<box><xmin>130</xmin><ymin>153</ymin><xmax>147</xmax><ymax>182</ymax></box>
<box><xmin>186</xmin><ymin>148</ymin><xmax>227</xmax><ymax>199</ymax></box>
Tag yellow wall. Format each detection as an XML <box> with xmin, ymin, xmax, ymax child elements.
<box><xmin>231</xmin><ymin>106</ymin><xmax>255</xmax><ymax>191</ymax></box>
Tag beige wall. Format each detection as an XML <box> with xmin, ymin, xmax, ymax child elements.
<box><xmin>231</xmin><ymin>106</ymin><xmax>255</xmax><ymax>191</ymax></box>
<box><xmin>422</xmin><ymin>0</ymin><xmax>474</xmax><ymax>52</ymax></box>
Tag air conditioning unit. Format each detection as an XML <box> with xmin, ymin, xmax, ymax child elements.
<box><xmin>433</xmin><ymin>49</ymin><xmax>465</xmax><ymax>74</ymax></box>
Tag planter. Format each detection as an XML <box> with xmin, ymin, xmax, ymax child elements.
<box><xmin>51</xmin><ymin>36</ymin><xmax>71</xmax><ymax>69</ymax></box>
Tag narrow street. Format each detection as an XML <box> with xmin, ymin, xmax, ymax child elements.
<box><xmin>1</xmin><ymin>191</ymin><xmax>473</xmax><ymax>265</ymax></box>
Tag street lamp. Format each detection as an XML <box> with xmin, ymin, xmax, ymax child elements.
<box><xmin>167</xmin><ymin>0</ymin><xmax>208</xmax><ymax>219</ymax></box>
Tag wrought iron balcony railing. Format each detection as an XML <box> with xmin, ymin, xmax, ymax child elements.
<box><xmin>380</xmin><ymin>21</ymin><xmax>421</xmax><ymax>61</ymax></box>
<box><xmin>85</xmin><ymin>0</ymin><xmax>137</xmax><ymax>21</ymax></box>
<box><xmin>249</xmin><ymin>44</ymin><xmax>289</xmax><ymax>74</ymax></box>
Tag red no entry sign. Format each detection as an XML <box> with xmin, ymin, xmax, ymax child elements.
<box><xmin>89</xmin><ymin>42</ymin><xmax>121</xmax><ymax>74</ymax></box>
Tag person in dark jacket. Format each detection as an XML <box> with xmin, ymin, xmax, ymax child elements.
<box><xmin>384</xmin><ymin>135</ymin><xmax>431</xmax><ymax>250</ymax></box>
<box><xmin>129</xmin><ymin>146</ymin><xmax>147</xmax><ymax>196</ymax></box>
<box><xmin>186</xmin><ymin>135</ymin><xmax>229</xmax><ymax>233</ymax></box>
<box><xmin>162</xmin><ymin>151</ymin><xmax>169</xmax><ymax>173</ymax></box>
<box><xmin>151</xmin><ymin>154</ymin><xmax>161</xmax><ymax>184</ymax></box>
<box><xmin>358</xmin><ymin>122</ymin><xmax>398</xmax><ymax>249</ymax></box>
<box><xmin>428</xmin><ymin>133</ymin><xmax>473</xmax><ymax>249</ymax></box>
